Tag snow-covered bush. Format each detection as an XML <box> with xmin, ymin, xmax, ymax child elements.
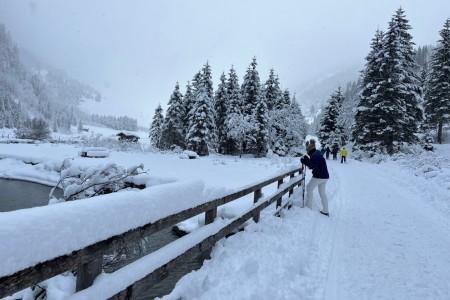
<box><xmin>397</xmin><ymin>150</ymin><xmax>450</xmax><ymax>180</ymax></box>
<box><xmin>50</xmin><ymin>159</ymin><xmax>146</xmax><ymax>202</ymax></box>
<box><xmin>14</xmin><ymin>117</ymin><xmax>51</xmax><ymax>140</ymax></box>
<box><xmin>80</xmin><ymin>134</ymin><xmax>144</xmax><ymax>152</ymax></box>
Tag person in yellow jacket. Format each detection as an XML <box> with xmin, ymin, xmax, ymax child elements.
<box><xmin>340</xmin><ymin>147</ymin><xmax>348</xmax><ymax>164</ymax></box>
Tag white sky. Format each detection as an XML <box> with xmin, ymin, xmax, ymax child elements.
<box><xmin>1</xmin><ymin>0</ymin><xmax>449</xmax><ymax>126</ymax></box>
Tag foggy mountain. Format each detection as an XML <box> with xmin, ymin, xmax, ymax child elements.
<box><xmin>1</xmin><ymin>23</ymin><xmax>138</xmax><ymax>132</ymax></box>
<box><xmin>294</xmin><ymin>65</ymin><xmax>362</xmax><ymax>120</ymax></box>
<box><xmin>19</xmin><ymin>48</ymin><xmax>102</xmax><ymax>106</ymax></box>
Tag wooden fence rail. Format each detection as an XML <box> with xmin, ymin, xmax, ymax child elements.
<box><xmin>0</xmin><ymin>167</ymin><xmax>303</xmax><ymax>299</ymax></box>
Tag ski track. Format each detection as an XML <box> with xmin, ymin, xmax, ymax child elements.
<box><xmin>324</xmin><ymin>159</ymin><xmax>450</xmax><ymax>300</ymax></box>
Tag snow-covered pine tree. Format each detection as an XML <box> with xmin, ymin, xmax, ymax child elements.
<box><xmin>419</xmin><ymin>64</ymin><xmax>430</xmax><ymax>100</ymax></box>
<box><xmin>160</xmin><ymin>82</ymin><xmax>185</xmax><ymax>150</ymax></box>
<box><xmin>339</xmin><ymin>80</ymin><xmax>359</xmax><ymax>144</ymax></box>
<box><xmin>186</xmin><ymin>79</ymin><xmax>214</xmax><ymax>156</ymax></box>
<box><xmin>279</xmin><ymin>89</ymin><xmax>292</xmax><ymax>110</ymax></box>
<box><xmin>185</xmin><ymin>72</ymin><xmax>202</xmax><ymax>134</ymax></box>
<box><xmin>270</xmin><ymin>107</ymin><xmax>288</xmax><ymax>156</ymax></box>
<box><xmin>226</xmin><ymin>112</ymin><xmax>256</xmax><ymax>158</ymax></box>
<box><xmin>214</xmin><ymin>72</ymin><xmax>229</xmax><ymax>154</ymax></box>
<box><xmin>149</xmin><ymin>104</ymin><xmax>164</xmax><ymax>148</ymax></box>
<box><xmin>269</xmin><ymin>93</ymin><xmax>308</xmax><ymax>157</ymax></box>
<box><xmin>252</xmin><ymin>94</ymin><xmax>269</xmax><ymax>157</ymax></box>
<box><xmin>241</xmin><ymin>57</ymin><xmax>263</xmax><ymax>116</ymax></box>
<box><xmin>285</xmin><ymin>97</ymin><xmax>308</xmax><ymax>156</ymax></box>
<box><xmin>201</xmin><ymin>62</ymin><xmax>218</xmax><ymax>152</ymax></box>
<box><xmin>264</xmin><ymin>69</ymin><xmax>282</xmax><ymax>111</ymax></box>
<box><xmin>77</xmin><ymin>119</ymin><xmax>83</xmax><ymax>133</ymax></box>
<box><xmin>241</xmin><ymin>57</ymin><xmax>265</xmax><ymax>154</ymax></box>
<box><xmin>183</xmin><ymin>81</ymin><xmax>195</xmax><ymax>133</ymax></box>
<box><xmin>424</xmin><ymin>18</ymin><xmax>450</xmax><ymax>143</ymax></box>
<box><xmin>270</xmin><ymin>89</ymin><xmax>292</xmax><ymax>156</ymax></box>
<box><xmin>377</xmin><ymin>8</ymin><xmax>422</xmax><ymax>152</ymax></box>
<box><xmin>353</xmin><ymin>29</ymin><xmax>386</xmax><ymax>153</ymax></box>
<box><xmin>225</xmin><ymin>66</ymin><xmax>242</xmax><ymax>154</ymax></box>
<box><xmin>202</xmin><ymin>62</ymin><xmax>214</xmax><ymax>100</ymax></box>
<box><xmin>318</xmin><ymin>87</ymin><xmax>345</xmax><ymax>148</ymax></box>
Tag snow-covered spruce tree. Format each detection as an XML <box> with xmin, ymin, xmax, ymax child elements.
<box><xmin>224</xmin><ymin>66</ymin><xmax>242</xmax><ymax>154</ymax></box>
<box><xmin>269</xmin><ymin>93</ymin><xmax>308</xmax><ymax>157</ymax></box>
<box><xmin>264</xmin><ymin>68</ymin><xmax>283</xmax><ymax>111</ymax></box>
<box><xmin>270</xmin><ymin>89</ymin><xmax>291</xmax><ymax>156</ymax></box>
<box><xmin>15</xmin><ymin>116</ymin><xmax>51</xmax><ymax>140</ymax></box>
<box><xmin>160</xmin><ymin>82</ymin><xmax>185</xmax><ymax>150</ymax></box>
<box><xmin>0</xmin><ymin>87</ymin><xmax>23</xmax><ymax>128</ymax></box>
<box><xmin>226</xmin><ymin>112</ymin><xmax>256</xmax><ymax>158</ymax></box>
<box><xmin>186</xmin><ymin>73</ymin><xmax>216</xmax><ymax>156</ymax></box>
<box><xmin>149</xmin><ymin>104</ymin><xmax>164</xmax><ymax>148</ymax></box>
<box><xmin>279</xmin><ymin>89</ymin><xmax>292</xmax><ymax>110</ymax></box>
<box><xmin>353</xmin><ymin>29</ymin><xmax>386</xmax><ymax>153</ymax></box>
<box><xmin>241</xmin><ymin>57</ymin><xmax>263</xmax><ymax>116</ymax></box>
<box><xmin>269</xmin><ymin>108</ymin><xmax>287</xmax><ymax>156</ymax></box>
<box><xmin>184</xmin><ymin>73</ymin><xmax>202</xmax><ymax>142</ymax></box>
<box><xmin>201</xmin><ymin>62</ymin><xmax>218</xmax><ymax>152</ymax></box>
<box><xmin>424</xmin><ymin>18</ymin><xmax>450</xmax><ymax>143</ymax></box>
<box><xmin>264</xmin><ymin>70</ymin><xmax>283</xmax><ymax>155</ymax></box>
<box><xmin>252</xmin><ymin>94</ymin><xmax>269</xmax><ymax>157</ymax></box>
<box><xmin>318</xmin><ymin>87</ymin><xmax>345</xmax><ymax>148</ymax></box>
<box><xmin>377</xmin><ymin>8</ymin><xmax>422</xmax><ymax>153</ymax></box>
<box><xmin>214</xmin><ymin>72</ymin><xmax>229</xmax><ymax>154</ymax></box>
<box><xmin>339</xmin><ymin>80</ymin><xmax>360</xmax><ymax>144</ymax></box>
<box><xmin>241</xmin><ymin>57</ymin><xmax>266</xmax><ymax>154</ymax></box>
<box><xmin>183</xmin><ymin>81</ymin><xmax>195</xmax><ymax>133</ymax></box>
<box><xmin>77</xmin><ymin>119</ymin><xmax>84</xmax><ymax>133</ymax></box>
<box><xmin>285</xmin><ymin>98</ymin><xmax>308</xmax><ymax>156</ymax></box>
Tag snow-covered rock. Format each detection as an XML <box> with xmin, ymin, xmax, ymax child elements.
<box><xmin>179</xmin><ymin>150</ymin><xmax>199</xmax><ymax>159</ymax></box>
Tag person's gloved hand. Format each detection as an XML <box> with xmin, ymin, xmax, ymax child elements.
<box><xmin>300</xmin><ymin>155</ymin><xmax>310</xmax><ymax>165</ymax></box>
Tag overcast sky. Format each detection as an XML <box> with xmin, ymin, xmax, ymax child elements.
<box><xmin>1</xmin><ymin>0</ymin><xmax>449</xmax><ymax>125</ymax></box>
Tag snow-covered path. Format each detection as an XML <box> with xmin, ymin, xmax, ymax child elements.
<box><xmin>325</xmin><ymin>160</ymin><xmax>450</xmax><ymax>300</ymax></box>
<box><xmin>161</xmin><ymin>157</ymin><xmax>450</xmax><ymax>300</ymax></box>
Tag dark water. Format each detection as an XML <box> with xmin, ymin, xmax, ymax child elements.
<box><xmin>104</xmin><ymin>226</ymin><xmax>209</xmax><ymax>299</ymax></box>
<box><xmin>131</xmin><ymin>228</ymin><xmax>209</xmax><ymax>300</ymax></box>
<box><xmin>0</xmin><ymin>178</ymin><xmax>62</xmax><ymax>212</ymax></box>
<box><xmin>0</xmin><ymin>179</ymin><xmax>206</xmax><ymax>299</ymax></box>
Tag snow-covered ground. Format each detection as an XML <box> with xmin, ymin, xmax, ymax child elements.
<box><xmin>1</xmin><ymin>127</ymin><xmax>449</xmax><ymax>299</ymax></box>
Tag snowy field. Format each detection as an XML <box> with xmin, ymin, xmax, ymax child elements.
<box><xmin>1</xmin><ymin>127</ymin><xmax>450</xmax><ymax>300</ymax></box>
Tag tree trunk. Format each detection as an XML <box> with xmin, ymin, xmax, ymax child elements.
<box><xmin>437</xmin><ymin>120</ymin><xmax>443</xmax><ymax>144</ymax></box>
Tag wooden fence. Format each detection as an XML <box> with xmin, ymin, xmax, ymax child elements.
<box><xmin>0</xmin><ymin>166</ymin><xmax>304</xmax><ymax>299</ymax></box>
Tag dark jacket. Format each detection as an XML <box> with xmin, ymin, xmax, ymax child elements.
<box><xmin>306</xmin><ymin>149</ymin><xmax>329</xmax><ymax>179</ymax></box>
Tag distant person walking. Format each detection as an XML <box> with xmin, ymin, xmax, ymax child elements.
<box><xmin>341</xmin><ymin>147</ymin><xmax>347</xmax><ymax>163</ymax></box>
<box><xmin>331</xmin><ymin>144</ymin><xmax>338</xmax><ymax>160</ymax></box>
<box><xmin>324</xmin><ymin>146</ymin><xmax>331</xmax><ymax>160</ymax></box>
<box><xmin>301</xmin><ymin>142</ymin><xmax>330</xmax><ymax>216</ymax></box>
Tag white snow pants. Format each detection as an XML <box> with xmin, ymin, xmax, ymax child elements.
<box><xmin>305</xmin><ymin>177</ymin><xmax>329</xmax><ymax>214</ymax></box>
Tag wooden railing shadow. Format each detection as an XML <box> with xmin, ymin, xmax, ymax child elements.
<box><xmin>0</xmin><ymin>167</ymin><xmax>304</xmax><ymax>300</ymax></box>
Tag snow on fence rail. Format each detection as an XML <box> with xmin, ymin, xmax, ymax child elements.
<box><xmin>0</xmin><ymin>166</ymin><xmax>303</xmax><ymax>299</ymax></box>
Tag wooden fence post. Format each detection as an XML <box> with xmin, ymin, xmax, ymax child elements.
<box><xmin>253</xmin><ymin>188</ymin><xmax>262</xmax><ymax>223</ymax></box>
<box><xmin>76</xmin><ymin>256</ymin><xmax>103</xmax><ymax>292</ymax></box>
<box><xmin>205</xmin><ymin>207</ymin><xmax>217</xmax><ymax>225</ymax></box>
<box><xmin>289</xmin><ymin>174</ymin><xmax>295</xmax><ymax>197</ymax></box>
<box><xmin>276</xmin><ymin>179</ymin><xmax>283</xmax><ymax>208</ymax></box>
